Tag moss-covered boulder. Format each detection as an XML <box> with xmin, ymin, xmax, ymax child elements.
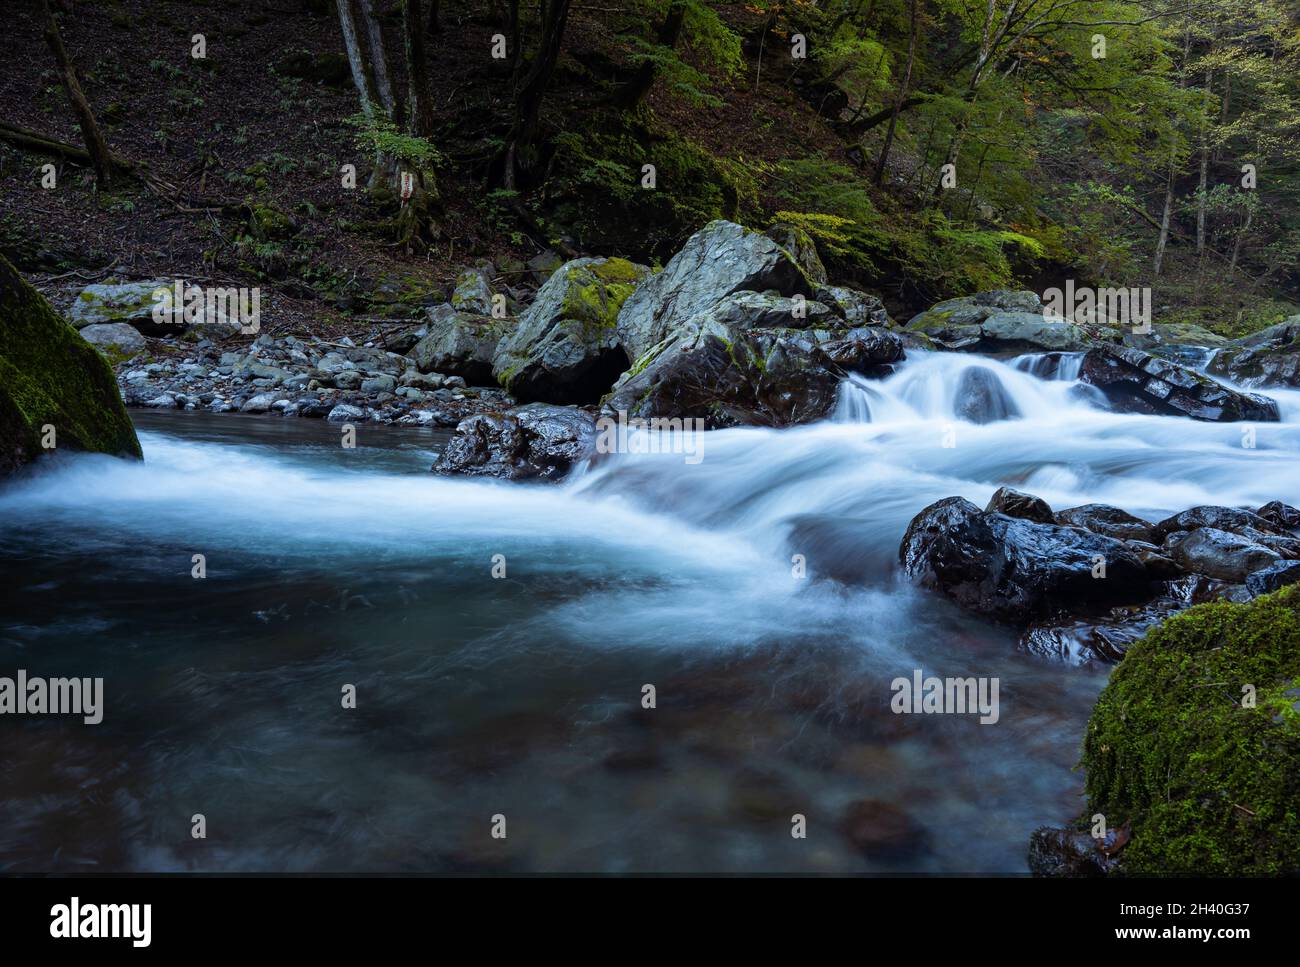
<box><xmin>0</xmin><ymin>255</ymin><xmax>142</xmax><ymax>476</ymax></box>
<box><xmin>1081</xmin><ymin>584</ymin><xmax>1300</xmax><ymax>874</ymax></box>
<box><xmin>492</xmin><ymin>257</ymin><xmax>650</xmax><ymax>405</ymax></box>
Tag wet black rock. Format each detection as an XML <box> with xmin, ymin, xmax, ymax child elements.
<box><xmin>1169</xmin><ymin>527</ymin><xmax>1282</xmax><ymax>582</ymax></box>
<box><xmin>985</xmin><ymin>486</ymin><xmax>1054</xmax><ymax>524</ymax></box>
<box><xmin>1245</xmin><ymin>560</ymin><xmax>1300</xmax><ymax>596</ymax></box>
<box><xmin>1078</xmin><ymin>345</ymin><xmax>1279</xmax><ymax>422</ymax></box>
<box><xmin>431</xmin><ymin>403</ymin><xmax>596</xmax><ymax>481</ymax></box>
<box><xmin>1054</xmin><ymin>503</ymin><xmax>1155</xmax><ymax>543</ymax></box>
<box><xmin>1150</xmin><ymin>504</ymin><xmax>1284</xmax><ymax>544</ymax></box>
<box><xmin>1256</xmin><ymin>500</ymin><xmax>1300</xmax><ymax>533</ymax></box>
<box><xmin>899</xmin><ymin>496</ymin><xmax>1151</xmax><ymax>624</ymax></box>
<box><xmin>1027</xmin><ymin>827</ymin><xmax>1119</xmax><ymax>877</ymax></box>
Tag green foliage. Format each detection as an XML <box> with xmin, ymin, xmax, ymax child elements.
<box><xmin>344</xmin><ymin>113</ymin><xmax>443</xmax><ymax>170</ymax></box>
<box><xmin>1082</xmin><ymin>584</ymin><xmax>1300</xmax><ymax>875</ymax></box>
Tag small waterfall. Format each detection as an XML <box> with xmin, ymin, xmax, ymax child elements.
<box><xmin>834</xmin><ymin>352</ymin><xmax>1090</xmax><ymax>425</ymax></box>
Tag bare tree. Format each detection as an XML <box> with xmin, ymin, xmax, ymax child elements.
<box><xmin>39</xmin><ymin>0</ymin><xmax>115</xmax><ymax>188</ymax></box>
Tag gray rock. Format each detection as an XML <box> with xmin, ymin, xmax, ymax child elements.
<box><xmin>432</xmin><ymin>404</ymin><xmax>597</xmax><ymax>481</ymax></box>
<box><xmin>615</xmin><ymin>220</ymin><xmax>814</xmax><ymax>364</ymax></box>
<box><xmin>1206</xmin><ymin>317</ymin><xmax>1300</xmax><ymax>387</ymax></box>
<box><xmin>67</xmin><ymin>278</ymin><xmax>172</xmax><ymax>331</ymax></box>
<box><xmin>409</xmin><ymin>304</ymin><xmax>507</xmax><ymax>384</ymax></box>
<box><xmin>815</xmin><ymin>284</ymin><xmax>891</xmax><ymax>327</ymax></box>
<box><xmin>1170</xmin><ymin>527</ymin><xmax>1281</xmax><ymax>582</ymax></box>
<box><xmin>604</xmin><ymin>301</ymin><xmax>903</xmax><ymax>428</ymax></box>
<box><xmin>493</xmin><ymin>257</ymin><xmax>651</xmax><ymax>404</ymax></box>
<box><xmin>953</xmin><ymin>366</ymin><xmax>1020</xmax><ymax>424</ymax></box>
<box><xmin>240</xmin><ymin>393</ymin><xmax>278</xmax><ymax>413</ymax></box>
<box><xmin>326</xmin><ymin>403</ymin><xmax>366</xmax><ymax>423</ymax></box>
<box><xmin>905</xmin><ymin>291</ymin><xmax>1106</xmax><ymax>353</ymax></box>
<box><xmin>1079</xmin><ymin>345</ymin><xmax>1279</xmax><ymax>422</ymax></box>
<box><xmin>360</xmin><ymin>374</ymin><xmax>397</xmax><ymax>394</ymax></box>
<box><xmin>450</xmin><ymin>266</ymin><xmax>495</xmax><ymax>315</ymax></box>
<box><xmin>78</xmin><ymin>322</ymin><xmax>147</xmax><ymax>359</ymax></box>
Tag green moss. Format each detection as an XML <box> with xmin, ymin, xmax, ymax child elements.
<box><xmin>0</xmin><ymin>255</ymin><xmax>142</xmax><ymax>475</ymax></box>
<box><xmin>1081</xmin><ymin>584</ymin><xmax>1300</xmax><ymax>875</ymax></box>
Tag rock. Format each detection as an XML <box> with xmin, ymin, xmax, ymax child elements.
<box><xmin>399</xmin><ymin>370</ymin><xmax>445</xmax><ymax>391</ymax></box>
<box><xmin>431</xmin><ymin>404</ymin><xmax>596</xmax><ymax>481</ymax></box>
<box><xmin>493</xmin><ymin>257</ymin><xmax>650</xmax><ymax>404</ymax></box>
<box><xmin>333</xmin><ymin>371</ymin><xmax>363</xmax><ymax>391</ymax></box>
<box><xmin>1256</xmin><ymin>500</ymin><xmax>1300</xmax><ymax>533</ymax></box>
<box><xmin>1078</xmin><ymin>345</ymin><xmax>1279</xmax><ymax>422</ymax></box>
<box><xmin>78</xmin><ymin>322</ymin><xmax>147</xmax><ymax>360</ymax></box>
<box><xmin>985</xmin><ymin>486</ymin><xmax>1054</xmax><ymax>523</ymax></box>
<box><xmin>703</xmin><ymin>289</ymin><xmax>839</xmax><ymax>330</ymax></box>
<box><xmin>326</xmin><ymin>403</ymin><xmax>366</xmax><ymax>423</ymax></box>
<box><xmin>360</xmin><ymin>375</ymin><xmax>397</xmax><ymax>394</ymax></box>
<box><xmin>1078</xmin><ymin>584</ymin><xmax>1300</xmax><ymax>874</ymax></box>
<box><xmin>1246</xmin><ymin>560</ymin><xmax>1300</xmax><ymax>596</ymax></box>
<box><xmin>899</xmin><ymin>496</ymin><xmax>1151</xmax><ymax>624</ymax></box>
<box><xmin>1170</xmin><ymin>527</ymin><xmax>1281</xmax><ymax>582</ymax></box>
<box><xmin>526</xmin><ymin>250</ymin><xmax>564</xmax><ymax>285</ymax></box>
<box><xmin>1151</xmin><ymin>505</ymin><xmax>1283</xmax><ymax>543</ymax></box>
<box><xmin>1054</xmin><ymin>504</ymin><xmax>1155</xmax><ymax>543</ymax></box>
<box><xmin>765</xmin><ymin>221</ymin><xmax>828</xmax><ymax>285</ymax></box>
<box><xmin>1123</xmin><ymin>322</ymin><xmax>1229</xmax><ymax>352</ymax></box>
<box><xmin>66</xmin><ymin>278</ymin><xmax>171</xmax><ymax>332</ymax></box>
<box><xmin>1027</xmin><ymin>827</ymin><xmax>1118</xmax><ymax>876</ymax></box>
<box><xmin>604</xmin><ymin>301</ymin><xmax>902</xmax><ymax>428</ymax></box>
<box><xmin>1019</xmin><ymin>600</ymin><xmax>1182</xmax><ymax>665</ymax></box>
<box><xmin>905</xmin><ymin>291</ymin><xmax>1105</xmax><ymax>353</ymax></box>
<box><xmin>814</xmin><ymin>284</ymin><xmax>891</xmax><ymax>327</ymax></box>
<box><xmin>839</xmin><ymin>799</ymin><xmax>929</xmax><ymax>861</ymax></box>
<box><xmin>240</xmin><ymin>393</ymin><xmax>278</xmax><ymax>414</ymax></box>
<box><xmin>953</xmin><ymin>366</ymin><xmax>1021</xmax><ymax>423</ymax></box>
<box><xmin>450</xmin><ymin>266</ymin><xmax>495</xmax><ymax>315</ymax></box>
<box><xmin>1206</xmin><ymin>317</ymin><xmax>1300</xmax><ymax>387</ymax></box>
<box><xmin>1</xmin><ymin>256</ymin><xmax>142</xmax><ymax>475</ymax></box>
<box><xmin>615</xmin><ymin>220</ymin><xmax>814</xmax><ymax>364</ymax></box>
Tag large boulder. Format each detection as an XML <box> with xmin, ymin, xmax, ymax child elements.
<box><xmin>905</xmin><ymin>291</ymin><xmax>1106</xmax><ymax>353</ymax></box>
<box><xmin>1151</xmin><ymin>504</ymin><xmax>1284</xmax><ymax>544</ymax></box>
<box><xmin>410</xmin><ymin>304</ymin><xmax>508</xmax><ymax>384</ymax></box>
<box><xmin>898</xmin><ymin>496</ymin><xmax>1151</xmax><ymax>624</ymax></box>
<box><xmin>953</xmin><ymin>366</ymin><xmax>1021</xmax><ymax>424</ymax></box>
<box><xmin>431</xmin><ymin>403</ymin><xmax>596</xmax><ymax>481</ymax></box>
<box><xmin>603</xmin><ymin>300</ymin><xmax>903</xmax><ymax>428</ymax></box>
<box><xmin>1206</xmin><ymin>317</ymin><xmax>1300</xmax><ymax>388</ymax></box>
<box><xmin>493</xmin><ymin>257</ymin><xmax>650</xmax><ymax>404</ymax></box>
<box><xmin>1</xmin><ymin>255</ymin><xmax>142</xmax><ymax>476</ymax></box>
<box><xmin>1078</xmin><ymin>345</ymin><xmax>1279</xmax><ymax>422</ymax></box>
<box><xmin>1077</xmin><ymin>584</ymin><xmax>1300</xmax><ymax>874</ymax></box>
<box><xmin>66</xmin><ymin>278</ymin><xmax>172</xmax><ymax>332</ymax></box>
<box><xmin>615</xmin><ymin>220</ymin><xmax>814</xmax><ymax>364</ymax></box>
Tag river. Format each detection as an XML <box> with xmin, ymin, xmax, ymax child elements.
<box><xmin>2</xmin><ymin>351</ymin><xmax>1298</xmax><ymax>872</ymax></box>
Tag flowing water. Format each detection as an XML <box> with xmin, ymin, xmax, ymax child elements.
<box><xmin>3</xmin><ymin>352</ymin><xmax>1299</xmax><ymax>873</ymax></box>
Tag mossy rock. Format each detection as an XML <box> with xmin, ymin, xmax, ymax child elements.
<box><xmin>1082</xmin><ymin>584</ymin><xmax>1300</xmax><ymax>875</ymax></box>
<box><xmin>0</xmin><ymin>255</ymin><xmax>142</xmax><ymax>476</ymax></box>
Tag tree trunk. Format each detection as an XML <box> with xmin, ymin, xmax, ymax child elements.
<box><xmin>358</xmin><ymin>0</ymin><xmax>399</xmax><ymax>123</ymax></box>
<box><xmin>874</xmin><ymin>0</ymin><xmax>920</xmax><ymax>185</ymax></box>
<box><xmin>427</xmin><ymin>0</ymin><xmax>441</xmax><ymax>36</ymax></box>
<box><xmin>39</xmin><ymin>0</ymin><xmax>114</xmax><ymax>188</ymax></box>
<box><xmin>337</xmin><ymin>0</ymin><xmax>380</xmax><ymax>119</ymax></box>
<box><xmin>617</xmin><ymin>1</ymin><xmax>686</xmax><ymax>110</ymax></box>
<box><xmin>497</xmin><ymin>0</ymin><xmax>571</xmax><ymax>190</ymax></box>
<box><xmin>1195</xmin><ymin>69</ymin><xmax>1213</xmax><ymax>256</ymax></box>
<box><xmin>404</xmin><ymin>0</ymin><xmax>434</xmax><ymax>138</ymax></box>
<box><xmin>1154</xmin><ymin>153</ymin><xmax>1176</xmax><ymax>277</ymax></box>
